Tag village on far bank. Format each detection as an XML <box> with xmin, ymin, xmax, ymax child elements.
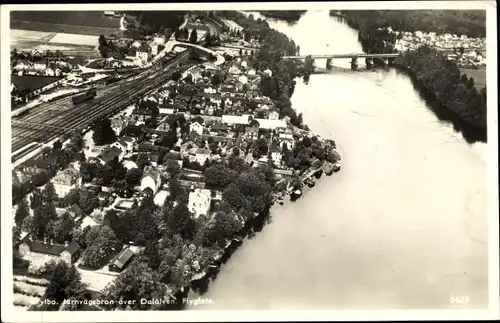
<box><xmin>12</xmin><ymin>12</ymin><xmax>342</xmax><ymax>310</ymax></box>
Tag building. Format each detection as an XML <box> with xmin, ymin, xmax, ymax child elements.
<box><xmin>268</xmin><ymin>110</ymin><xmax>279</xmax><ymax>120</ymax></box>
<box><xmin>52</xmin><ymin>167</ymin><xmax>81</xmax><ymax>198</ymax></box>
<box><xmin>98</xmin><ymin>146</ymin><xmax>124</xmax><ymax>165</ymax></box>
<box><xmin>153</xmin><ymin>34</ymin><xmax>166</xmax><ymax>45</ymax></box>
<box><xmin>244</xmin><ymin>126</ymin><xmax>259</xmax><ymax>140</ymax></box>
<box><xmin>141</xmin><ymin>166</ymin><xmax>161</xmax><ymax>195</ymax></box>
<box><xmin>18</xmin><ymin>238</ymin><xmax>80</xmax><ymax>265</ymax></box>
<box><xmin>189</xmin><ymin>121</ymin><xmax>204</xmax><ymax>135</ymax></box>
<box><xmin>188</xmin><ymin>188</ymin><xmax>212</xmax><ymax>218</ymax></box>
<box><xmin>108</xmin><ymin>247</ymin><xmax>135</xmax><ymax>272</ymax></box>
<box><xmin>136</xmin><ymin>44</ymin><xmax>151</xmax><ymax>63</ymax></box>
<box><xmin>194</xmin><ymin>148</ymin><xmax>212</xmax><ymax>164</ymax></box>
<box><xmin>150</xmin><ymin>42</ymin><xmax>159</xmax><ymax>56</ymax></box>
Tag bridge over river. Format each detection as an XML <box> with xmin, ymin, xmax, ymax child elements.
<box><xmin>283</xmin><ymin>52</ymin><xmax>399</xmax><ymax>70</ymax></box>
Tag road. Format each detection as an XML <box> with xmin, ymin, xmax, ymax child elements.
<box><xmin>11</xmin><ymin>52</ymin><xmax>190</xmax><ymax>163</ymax></box>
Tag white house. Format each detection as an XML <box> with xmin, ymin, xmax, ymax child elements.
<box><xmin>141</xmin><ymin>166</ymin><xmax>161</xmax><ymax>195</ymax></box>
<box><xmin>52</xmin><ymin>167</ymin><xmax>81</xmax><ymax>198</ymax></box>
<box><xmin>150</xmin><ymin>42</ymin><xmax>159</xmax><ymax>56</ymax></box>
<box><xmin>189</xmin><ymin>121</ymin><xmax>204</xmax><ymax>135</ymax></box>
<box><xmin>153</xmin><ymin>34</ymin><xmax>166</xmax><ymax>45</ymax></box>
<box><xmin>136</xmin><ymin>44</ymin><xmax>150</xmax><ymax>63</ymax></box>
<box><xmin>188</xmin><ymin>188</ymin><xmax>212</xmax><ymax>218</ymax></box>
<box><xmin>132</xmin><ymin>40</ymin><xmax>142</xmax><ymax>48</ymax></box>
<box><xmin>263</xmin><ymin>68</ymin><xmax>272</xmax><ymax>77</ymax></box>
<box><xmin>268</xmin><ymin>110</ymin><xmax>279</xmax><ymax>120</ymax></box>
<box><xmin>18</xmin><ymin>238</ymin><xmax>80</xmax><ymax>266</ymax></box>
<box><xmin>238</xmin><ymin>74</ymin><xmax>248</xmax><ymax>85</ymax></box>
<box><xmin>194</xmin><ymin>148</ymin><xmax>212</xmax><ymax>164</ymax></box>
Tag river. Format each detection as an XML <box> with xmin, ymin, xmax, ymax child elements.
<box><xmin>188</xmin><ymin>10</ymin><xmax>489</xmax><ymax>310</ymax></box>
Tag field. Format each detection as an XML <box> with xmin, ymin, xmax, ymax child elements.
<box><xmin>12</xmin><ymin>75</ymin><xmax>62</xmax><ymax>91</ymax></box>
<box><xmin>10</xmin><ymin>11</ymin><xmax>120</xmax><ymax>34</ymax></box>
<box><xmin>11</xmin><ymin>20</ymin><xmax>120</xmax><ymax>37</ymax></box>
<box><xmin>13</xmin><ymin>275</ymin><xmax>48</xmax><ymax>309</ymax></box>
<box><xmin>460</xmin><ymin>67</ymin><xmax>487</xmax><ymax>89</ymax></box>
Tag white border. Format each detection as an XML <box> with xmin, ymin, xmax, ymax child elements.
<box><xmin>1</xmin><ymin>2</ymin><xmax>498</xmax><ymax>322</ymax></box>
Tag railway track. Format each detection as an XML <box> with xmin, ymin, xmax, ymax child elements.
<box><xmin>11</xmin><ymin>52</ymin><xmax>190</xmax><ymax>160</ymax></box>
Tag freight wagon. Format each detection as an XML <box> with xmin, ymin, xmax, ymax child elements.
<box><xmin>72</xmin><ymin>88</ymin><xmax>97</xmax><ymax>105</ymax></box>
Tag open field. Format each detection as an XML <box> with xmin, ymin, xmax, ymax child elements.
<box><xmin>460</xmin><ymin>67</ymin><xmax>487</xmax><ymax>89</ymax></box>
<box><xmin>12</xmin><ymin>75</ymin><xmax>62</xmax><ymax>91</ymax></box>
<box><xmin>11</xmin><ymin>11</ymin><xmax>121</xmax><ymax>27</ymax></box>
<box><xmin>49</xmin><ymin>32</ymin><xmax>99</xmax><ymax>46</ymax></box>
<box><xmin>11</xmin><ymin>20</ymin><xmax>120</xmax><ymax>37</ymax></box>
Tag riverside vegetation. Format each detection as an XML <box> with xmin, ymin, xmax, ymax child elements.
<box><xmin>338</xmin><ymin>10</ymin><xmax>487</xmax><ymax>143</ymax></box>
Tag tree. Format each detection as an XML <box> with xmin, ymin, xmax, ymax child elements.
<box><xmin>61</xmin><ymin>188</ymin><xmax>80</xmax><ymax>207</ymax></box>
<box><xmin>189</xmin><ymin>28</ymin><xmax>198</xmax><ymax>44</ymax></box>
<box><xmin>13</xmin><ymin>225</ymin><xmax>21</xmax><ymax>246</ymax></box>
<box><xmin>53</xmin><ymin>140</ymin><xmax>63</xmax><ymax>150</ymax></box>
<box><xmin>165</xmin><ymin>203</ymin><xmax>197</xmax><ymax>240</ymax></box>
<box><xmin>81</xmin><ymin>225</ymin><xmax>118</xmax><ymax>269</ymax></box>
<box><xmin>141</xmin><ymin>241</ymin><xmax>161</xmax><ymax>270</ymax></box>
<box><xmin>136</xmin><ymin>153</ymin><xmax>150</xmax><ymax>169</ymax></box>
<box><xmin>203</xmin><ymin>165</ymin><xmax>237</xmax><ymax>188</ymax></box>
<box><xmin>47</xmin><ymin>212</ymin><xmax>75</xmax><ymax>244</ymax></box>
<box><xmin>98</xmin><ymin>34</ymin><xmax>107</xmax><ymax>46</ymax></box>
<box><xmin>166</xmin><ymin>159</ymin><xmax>181</xmax><ymax>178</ymax></box>
<box><xmin>125</xmin><ymin>168</ymin><xmax>143</xmax><ymax>187</ymax></box>
<box><xmin>42</xmin><ymin>261</ymin><xmax>87</xmax><ymax>311</ymax></box>
<box><xmin>15</xmin><ymin>197</ymin><xmax>29</xmax><ymax>227</ymax></box>
<box><xmin>92</xmin><ymin>118</ymin><xmax>117</xmax><ymax>146</ymax></box>
<box><xmin>101</xmin><ymin>261</ymin><xmax>168</xmax><ymax>310</ymax></box>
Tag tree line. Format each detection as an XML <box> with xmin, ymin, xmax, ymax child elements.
<box><xmin>340</xmin><ymin>10</ymin><xmax>487</xmax><ymax>140</ymax></box>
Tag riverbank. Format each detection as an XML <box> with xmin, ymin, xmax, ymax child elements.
<box><xmin>258</xmin><ymin>10</ymin><xmax>307</xmax><ymax>22</ymax></box>
<box><xmin>339</xmin><ymin>11</ymin><xmax>487</xmax><ymax>143</ymax></box>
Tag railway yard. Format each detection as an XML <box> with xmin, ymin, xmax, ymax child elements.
<box><xmin>11</xmin><ymin>51</ymin><xmax>191</xmax><ymax>163</ymax></box>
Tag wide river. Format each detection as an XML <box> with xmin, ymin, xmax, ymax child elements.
<box><xmin>189</xmin><ymin>10</ymin><xmax>489</xmax><ymax>309</ymax></box>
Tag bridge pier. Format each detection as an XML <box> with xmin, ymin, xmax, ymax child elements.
<box><xmin>382</xmin><ymin>58</ymin><xmax>389</xmax><ymax>67</ymax></box>
<box><xmin>326</xmin><ymin>58</ymin><xmax>333</xmax><ymax>70</ymax></box>
<box><xmin>365</xmin><ymin>58</ymin><xmax>373</xmax><ymax>70</ymax></box>
<box><xmin>350</xmin><ymin>57</ymin><xmax>358</xmax><ymax>70</ymax></box>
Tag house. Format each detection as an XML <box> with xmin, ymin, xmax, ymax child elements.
<box><xmin>18</xmin><ymin>237</ymin><xmax>80</xmax><ymax>265</ymax></box>
<box><xmin>263</xmin><ymin>68</ymin><xmax>272</xmax><ymax>77</ymax></box>
<box><xmin>108</xmin><ymin>247</ymin><xmax>135</xmax><ymax>273</ymax></box>
<box><xmin>270</xmin><ymin>146</ymin><xmax>282</xmax><ymax>165</ymax></box>
<box><xmin>187</xmin><ymin>188</ymin><xmax>212</xmax><ymax>218</ymax></box>
<box><xmin>180</xmin><ymin>140</ymin><xmax>199</xmax><ymax>155</ymax></box>
<box><xmin>225</xmin><ymin>144</ymin><xmax>245</xmax><ymax>157</ymax></box>
<box><xmin>150</xmin><ymin>42</ymin><xmax>159</xmax><ymax>56</ymax></box>
<box><xmin>194</xmin><ymin>148</ymin><xmax>212</xmax><ymax>164</ymax></box>
<box><xmin>136</xmin><ymin>43</ymin><xmax>150</xmax><ymax>62</ymax></box>
<box><xmin>52</xmin><ymin>167</ymin><xmax>81</xmax><ymax>198</ymax></box>
<box><xmin>268</xmin><ymin>110</ymin><xmax>279</xmax><ymax>120</ymax></box>
<box><xmin>141</xmin><ymin>166</ymin><xmax>161</xmax><ymax>195</ymax></box>
<box><xmin>189</xmin><ymin>121</ymin><xmax>204</xmax><ymax>135</ymax></box>
<box><xmin>111</xmin><ymin>139</ymin><xmax>128</xmax><ymax>153</ymax></box>
<box><xmin>238</xmin><ymin>74</ymin><xmax>248</xmax><ymax>85</ymax></box>
<box><xmin>98</xmin><ymin>146</ymin><xmax>124</xmax><ymax>165</ymax></box>
<box><xmin>153</xmin><ymin>34</ymin><xmax>166</xmax><ymax>45</ymax></box>
<box><xmin>244</xmin><ymin>127</ymin><xmax>259</xmax><ymax>140</ymax></box>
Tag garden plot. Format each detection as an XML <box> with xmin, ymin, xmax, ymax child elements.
<box><xmin>49</xmin><ymin>33</ymin><xmax>99</xmax><ymax>47</ymax></box>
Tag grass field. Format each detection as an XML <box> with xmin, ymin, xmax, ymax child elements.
<box><xmin>11</xmin><ymin>11</ymin><xmax>121</xmax><ymax>28</ymax></box>
<box><xmin>11</xmin><ymin>20</ymin><xmax>120</xmax><ymax>37</ymax></box>
<box><xmin>460</xmin><ymin>67</ymin><xmax>487</xmax><ymax>89</ymax></box>
<box><xmin>12</xmin><ymin>75</ymin><xmax>62</xmax><ymax>91</ymax></box>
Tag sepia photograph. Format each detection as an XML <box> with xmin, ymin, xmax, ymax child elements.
<box><xmin>1</xmin><ymin>1</ymin><xmax>498</xmax><ymax>321</ymax></box>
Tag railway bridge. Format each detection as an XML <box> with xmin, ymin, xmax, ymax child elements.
<box><xmin>282</xmin><ymin>53</ymin><xmax>400</xmax><ymax>70</ymax></box>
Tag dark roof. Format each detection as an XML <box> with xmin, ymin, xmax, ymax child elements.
<box><xmin>25</xmin><ymin>240</ymin><xmax>80</xmax><ymax>256</ymax></box>
<box><xmin>68</xmin><ymin>204</ymin><xmax>84</xmax><ymax>218</ymax></box>
<box><xmin>99</xmin><ymin>146</ymin><xmax>123</xmax><ymax>163</ymax></box>
<box><xmin>110</xmin><ymin>247</ymin><xmax>135</xmax><ymax>270</ymax></box>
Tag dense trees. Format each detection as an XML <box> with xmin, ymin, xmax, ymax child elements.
<box><xmin>15</xmin><ymin>197</ymin><xmax>29</xmax><ymax>227</ymax></box>
<box><xmin>189</xmin><ymin>28</ymin><xmax>198</xmax><ymax>44</ymax></box>
<box><xmin>31</xmin><ymin>183</ymin><xmax>58</xmax><ymax>239</ymax></box>
<box><xmin>339</xmin><ymin>10</ymin><xmax>486</xmax><ymax>39</ymax></box>
<box><xmin>36</xmin><ymin>261</ymin><xmax>88</xmax><ymax>311</ymax></box>
<box><xmin>340</xmin><ymin>10</ymin><xmax>487</xmax><ymax>137</ymax></box>
<box><xmin>92</xmin><ymin>118</ymin><xmax>116</xmax><ymax>146</ymax></box>
<box><xmin>80</xmin><ymin>224</ymin><xmax>119</xmax><ymax>269</ymax></box>
<box><xmin>394</xmin><ymin>46</ymin><xmax>487</xmax><ymax>129</ymax></box>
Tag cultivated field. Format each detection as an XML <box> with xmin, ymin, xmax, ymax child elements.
<box><xmin>11</xmin><ymin>11</ymin><xmax>121</xmax><ymax>36</ymax></box>
<box><xmin>49</xmin><ymin>32</ymin><xmax>99</xmax><ymax>47</ymax></box>
<box><xmin>460</xmin><ymin>67</ymin><xmax>487</xmax><ymax>90</ymax></box>
<box><xmin>12</xmin><ymin>75</ymin><xmax>62</xmax><ymax>91</ymax></box>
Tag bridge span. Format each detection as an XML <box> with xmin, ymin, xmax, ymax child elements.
<box><xmin>283</xmin><ymin>53</ymin><xmax>399</xmax><ymax>60</ymax></box>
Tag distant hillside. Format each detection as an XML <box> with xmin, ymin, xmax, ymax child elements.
<box><xmin>258</xmin><ymin>10</ymin><xmax>306</xmax><ymax>22</ymax></box>
<box><xmin>337</xmin><ymin>10</ymin><xmax>486</xmax><ymax>38</ymax></box>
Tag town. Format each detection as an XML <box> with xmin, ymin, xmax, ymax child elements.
<box><xmin>11</xmin><ymin>10</ymin><xmax>341</xmax><ymax>311</ymax></box>
<box><xmin>392</xmin><ymin>29</ymin><xmax>486</xmax><ymax>68</ymax></box>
